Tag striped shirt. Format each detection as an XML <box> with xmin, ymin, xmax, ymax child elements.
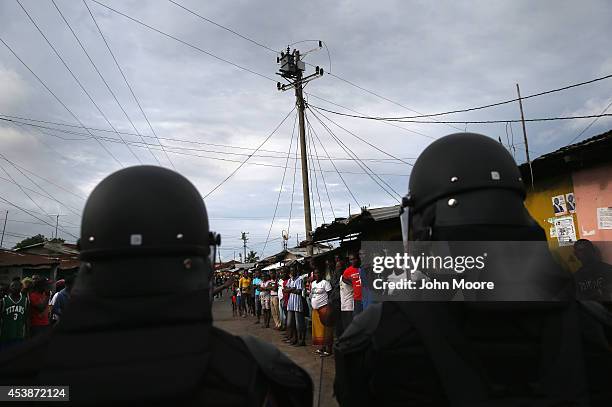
<box><xmin>287</xmin><ymin>276</ymin><xmax>304</xmax><ymax>312</ymax></box>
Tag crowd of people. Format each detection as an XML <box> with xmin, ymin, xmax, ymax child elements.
<box><xmin>228</xmin><ymin>253</ymin><xmax>367</xmax><ymax>357</ymax></box>
<box><xmin>0</xmin><ymin>274</ymin><xmax>74</xmax><ymax>351</ymax></box>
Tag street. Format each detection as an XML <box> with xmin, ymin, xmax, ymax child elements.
<box><xmin>212</xmin><ymin>292</ymin><xmax>338</xmax><ymax>407</ymax></box>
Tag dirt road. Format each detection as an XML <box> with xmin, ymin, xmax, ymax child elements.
<box><xmin>212</xmin><ymin>293</ymin><xmax>338</xmax><ymax>407</ymax></box>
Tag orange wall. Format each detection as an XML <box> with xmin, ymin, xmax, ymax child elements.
<box><xmin>572</xmin><ymin>163</ymin><xmax>612</xmax><ymax>263</ymax></box>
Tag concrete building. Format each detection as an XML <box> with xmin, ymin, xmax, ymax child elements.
<box><xmin>519</xmin><ymin>129</ymin><xmax>612</xmax><ymax>269</ymax></box>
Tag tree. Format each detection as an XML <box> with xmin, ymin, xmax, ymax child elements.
<box><xmin>13</xmin><ymin>234</ymin><xmax>46</xmax><ymax>250</ymax></box>
<box><xmin>246</xmin><ymin>250</ymin><xmax>259</xmax><ymax>263</ymax></box>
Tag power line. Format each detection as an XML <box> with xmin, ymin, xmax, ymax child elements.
<box><xmin>307</xmin><ymin>118</ymin><xmax>336</xmax><ymax>219</ymax></box>
<box><xmin>5</xmin><ymin>219</ymin><xmax>54</xmax><ymax>226</ymax></box>
<box><xmin>0</xmin><ymin>36</ymin><xmax>123</xmax><ymax>167</ymax></box>
<box><xmin>261</xmin><ymin>115</ymin><xmax>297</xmax><ymax>258</ymax></box>
<box><xmin>306</xmin><ymin>92</ymin><xmax>434</xmax><ymax>140</ymax></box>
<box><xmin>287</xmin><ymin>125</ymin><xmax>300</xmax><ymax>238</ymax></box>
<box><xmin>309</xmin><ymin>108</ymin><xmax>401</xmax><ymax>203</ymax></box>
<box><xmin>0</xmin><ymin>154</ymin><xmax>82</xmax><ymax>217</ymax></box>
<box><xmin>0</xmin><ymin>114</ymin><xmax>416</xmax><ymax>163</ymax></box>
<box><xmin>89</xmin><ymin>0</ymin><xmax>277</xmax><ymax>83</ymax></box>
<box><xmin>52</xmin><ymin>0</ymin><xmax>161</xmax><ymax>165</ymax></box>
<box><xmin>1</xmin><ymin>116</ymin><xmax>411</xmax><ymax>177</ymax></box>
<box><xmin>344</xmin><ymin>73</ymin><xmax>612</xmax><ymax>120</ymax></box>
<box><xmin>13</xmin><ymin>121</ymin><xmax>86</xmax><ymax>169</ymax></box>
<box><xmin>306</xmin><ymin>120</ymin><xmax>326</xmax><ymax>225</ymax></box>
<box><xmin>83</xmin><ymin>0</ymin><xmax>176</xmax><ymax>169</ymax></box>
<box><xmin>0</xmin><ymin>161</ymin><xmax>53</xmax><ymax>220</ymax></box>
<box><xmin>309</xmin><ymin>104</ymin><xmax>413</xmax><ymax>166</ymax></box>
<box><xmin>204</xmin><ymin>108</ymin><xmax>296</xmax><ymax>198</ymax></box>
<box><xmin>306</xmin><ymin>114</ymin><xmax>361</xmax><ymax>207</ymax></box>
<box><xmin>323</xmin><ymin>71</ymin><xmax>463</xmax><ymax>132</ymax></box>
<box><xmin>0</xmin><ymin>195</ymin><xmax>78</xmax><ymax>240</ymax></box>
<box><xmin>167</xmin><ymin>0</ymin><xmax>278</xmax><ymax>54</ymax></box>
<box><xmin>0</xmin><ymin>151</ymin><xmax>86</xmax><ymax>201</ymax></box>
<box><xmin>0</xmin><ymin>176</ymin><xmax>61</xmax><ymax>209</ymax></box>
<box><xmin>567</xmin><ymin>98</ymin><xmax>612</xmax><ymax>145</ymax></box>
<box><xmin>309</xmin><ymin>105</ymin><xmax>612</xmax><ymax>124</ymax></box>
<box><xmin>141</xmin><ymin>1</ymin><xmax>450</xmax><ymax>136</ymax></box>
<box><xmin>3</xmin><ymin>231</ymin><xmax>32</xmax><ymax>239</ymax></box>
<box><xmin>305</xmin><ymin>125</ymin><xmax>318</xmax><ymax>227</ymax></box>
<box><xmin>16</xmin><ymin>0</ymin><xmax>141</xmax><ymax>163</ymax></box>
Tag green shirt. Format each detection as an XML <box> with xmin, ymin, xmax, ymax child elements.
<box><xmin>1</xmin><ymin>294</ymin><xmax>29</xmax><ymax>341</ymax></box>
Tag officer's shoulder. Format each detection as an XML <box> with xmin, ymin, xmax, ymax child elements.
<box><xmin>0</xmin><ymin>331</ymin><xmax>51</xmax><ymax>385</ymax></box>
<box><xmin>209</xmin><ymin>326</ymin><xmax>252</xmax><ymax>360</ymax></box>
<box><xmin>236</xmin><ymin>334</ymin><xmax>312</xmax><ymax>389</ymax></box>
<box><xmin>336</xmin><ymin>303</ymin><xmax>384</xmax><ymax>353</ymax></box>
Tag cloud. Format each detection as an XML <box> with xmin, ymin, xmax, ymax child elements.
<box><xmin>0</xmin><ymin>65</ymin><xmax>29</xmax><ymax>111</ymax></box>
<box><xmin>1</xmin><ymin>0</ymin><xmax>611</xmax><ymax>247</ymax></box>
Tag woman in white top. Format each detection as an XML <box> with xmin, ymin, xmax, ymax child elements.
<box><xmin>310</xmin><ymin>268</ymin><xmax>333</xmax><ymax>356</ymax></box>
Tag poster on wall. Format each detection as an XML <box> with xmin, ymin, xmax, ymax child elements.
<box><xmin>597</xmin><ymin>207</ymin><xmax>612</xmax><ymax>230</ymax></box>
<box><xmin>552</xmin><ymin>194</ymin><xmax>567</xmax><ymax>216</ymax></box>
<box><xmin>554</xmin><ymin>216</ymin><xmax>577</xmax><ymax>246</ymax></box>
<box><xmin>565</xmin><ymin>193</ymin><xmax>576</xmax><ymax>213</ymax></box>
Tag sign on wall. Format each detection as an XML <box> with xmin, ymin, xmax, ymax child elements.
<box><xmin>554</xmin><ymin>216</ymin><xmax>577</xmax><ymax>246</ymax></box>
<box><xmin>597</xmin><ymin>207</ymin><xmax>612</xmax><ymax>230</ymax></box>
<box><xmin>565</xmin><ymin>193</ymin><xmax>576</xmax><ymax>213</ymax></box>
<box><xmin>552</xmin><ymin>194</ymin><xmax>567</xmax><ymax>216</ymax></box>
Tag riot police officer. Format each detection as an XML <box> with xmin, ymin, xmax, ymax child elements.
<box><xmin>334</xmin><ymin>133</ymin><xmax>612</xmax><ymax>406</ymax></box>
<box><xmin>0</xmin><ymin>166</ymin><xmax>312</xmax><ymax>406</ymax></box>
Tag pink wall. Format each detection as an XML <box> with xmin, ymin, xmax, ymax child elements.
<box><xmin>572</xmin><ymin>163</ymin><xmax>612</xmax><ymax>263</ymax></box>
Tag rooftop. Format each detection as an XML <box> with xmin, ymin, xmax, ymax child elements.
<box><xmin>519</xmin><ymin>129</ymin><xmax>612</xmax><ymax>180</ymax></box>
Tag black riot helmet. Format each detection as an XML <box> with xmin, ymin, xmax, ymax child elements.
<box><xmin>401</xmin><ymin>133</ymin><xmax>537</xmax><ymax>242</ymax></box>
<box><xmin>76</xmin><ymin>166</ymin><xmax>220</xmax><ymax>297</ymax></box>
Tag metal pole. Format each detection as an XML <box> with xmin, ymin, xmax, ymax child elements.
<box><xmin>241</xmin><ymin>232</ymin><xmax>247</xmax><ymax>263</ymax></box>
<box><xmin>55</xmin><ymin>214</ymin><xmax>59</xmax><ymax>239</ymax></box>
<box><xmin>295</xmin><ymin>62</ymin><xmax>313</xmax><ymax>256</ymax></box>
<box><xmin>516</xmin><ymin>83</ymin><xmax>534</xmax><ymax>189</ymax></box>
<box><xmin>0</xmin><ymin>210</ymin><xmax>7</xmax><ymax>248</ymax></box>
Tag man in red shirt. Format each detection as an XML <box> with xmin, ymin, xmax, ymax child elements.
<box><xmin>342</xmin><ymin>254</ymin><xmax>363</xmax><ymax>315</ymax></box>
<box><xmin>28</xmin><ymin>277</ymin><xmax>51</xmax><ymax>337</ymax></box>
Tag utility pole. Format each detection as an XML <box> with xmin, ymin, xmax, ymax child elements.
<box><xmin>54</xmin><ymin>214</ymin><xmax>59</xmax><ymax>239</ymax></box>
<box><xmin>282</xmin><ymin>230</ymin><xmax>288</xmax><ymax>251</ymax></box>
<box><xmin>240</xmin><ymin>231</ymin><xmax>249</xmax><ymax>263</ymax></box>
<box><xmin>516</xmin><ymin>84</ymin><xmax>534</xmax><ymax>189</ymax></box>
<box><xmin>1</xmin><ymin>210</ymin><xmax>7</xmax><ymax>248</ymax></box>
<box><xmin>277</xmin><ymin>45</ymin><xmax>324</xmax><ymax>256</ymax></box>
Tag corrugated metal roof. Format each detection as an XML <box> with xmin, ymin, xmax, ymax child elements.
<box><xmin>523</xmin><ymin>129</ymin><xmax>612</xmax><ymax>168</ymax></box>
<box><xmin>368</xmin><ymin>205</ymin><xmax>401</xmax><ymax>221</ymax></box>
<box><xmin>312</xmin><ymin>204</ymin><xmax>401</xmax><ymax>241</ymax></box>
<box><xmin>0</xmin><ymin>250</ymin><xmax>59</xmax><ymax>267</ymax></box>
<box><xmin>518</xmin><ymin>129</ymin><xmax>612</xmax><ymax>180</ymax></box>
<box><xmin>536</xmin><ymin>130</ymin><xmax>611</xmax><ymax>161</ymax></box>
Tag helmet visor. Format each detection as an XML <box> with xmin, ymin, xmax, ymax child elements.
<box><xmin>400</xmin><ymin>194</ymin><xmax>412</xmax><ymax>253</ymax></box>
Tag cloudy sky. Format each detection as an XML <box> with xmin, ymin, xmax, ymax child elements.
<box><xmin>1</xmin><ymin>0</ymin><xmax>611</xmax><ymax>257</ymax></box>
